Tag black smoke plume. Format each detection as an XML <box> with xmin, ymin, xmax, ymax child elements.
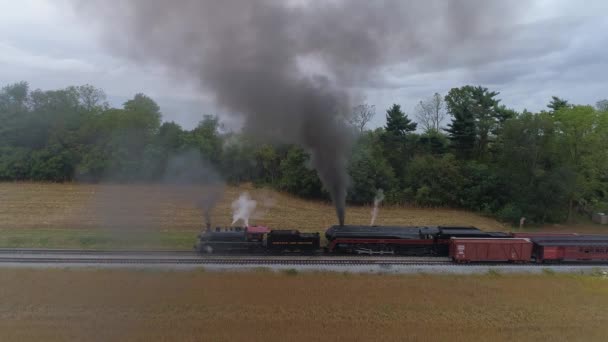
<box><xmin>164</xmin><ymin>150</ymin><xmax>224</xmax><ymax>228</ymax></box>
<box><xmin>71</xmin><ymin>0</ymin><xmax>520</xmax><ymax>225</ymax></box>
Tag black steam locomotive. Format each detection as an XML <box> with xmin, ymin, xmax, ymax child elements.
<box><xmin>195</xmin><ymin>224</ymin><xmax>508</xmax><ymax>256</ymax></box>
<box><xmin>196</xmin><ymin>226</ymin><xmax>320</xmax><ymax>254</ymax></box>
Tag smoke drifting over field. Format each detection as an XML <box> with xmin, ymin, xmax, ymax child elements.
<box><xmin>164</xmin><ymin>150</ymin><xmax>225</xmax><ymax>228</ymax></box>
<box><xmin>72</xmin><ymin>0</ymin><xmax>520</xmax><ymax>225</ymax></box>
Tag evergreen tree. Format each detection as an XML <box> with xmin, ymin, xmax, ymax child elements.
<box><xmin>445</xmin><ymin>86</ymin><xmax>512</xmax><ymax>160</ymax></box>
<box><xmin>547</xmin><ymin>96</ymin><xmax>570</xmax><ymax>113</ymax></box>
<box><xmin>382</xmin><ymin>104</ymin><xmax>417</xmax><ymax>181</ymax></box>
<box><xmin>445</xmin><ymin>87</ymin><xmax>477</xmax><ymax>158</ymax></box>
<box><xmin>385</xmin><ymin>104</ymin><xmax>417</xmax><ymax>134</ymax></box>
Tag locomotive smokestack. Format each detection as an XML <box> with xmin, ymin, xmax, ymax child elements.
<box><xmin>72</xmin><ymin>0</ymin><xmax>522</xmax><ymax>226</ymax></box>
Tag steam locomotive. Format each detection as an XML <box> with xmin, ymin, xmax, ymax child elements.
<box><xmin>195</xmin><ymin>225</ymin><xmax>608</xmax><ymax>263</ymax></box>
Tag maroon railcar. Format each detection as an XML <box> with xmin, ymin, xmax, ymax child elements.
<box><xmin>533</xmin><ymin>238</ymin><xmax>608</xmax><ymax>262</ymax></box>
<box><xmin>449</xmin><ymin>238</ymin><xmax>533</xmax><ymax>263</ymax></box>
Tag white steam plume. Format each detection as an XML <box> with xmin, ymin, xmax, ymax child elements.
<box><xmin>231</xmin><ymin>192</ymin><xmax>257</xmax><ymax>227</ymax></box>
<box><xmin>370</xmin><ymin>189</ymin><xmax>385</xmax><ymax>226</ymax></box>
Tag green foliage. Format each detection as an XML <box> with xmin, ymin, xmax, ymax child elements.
<box><xmin>597</xmin><ymin>99</ymin><xmax>608</xmax><ymax>112</ymax></box>
<box><xmin>254</xmin><ymin>144</ymin><xmax>283</xmax><ymax>185</ymax></box>
<box><xmin>415</xmin><ymin>130</ymin><xmax>449</xmax><ymax>155</ymax></box>
<box><xmin>404</xmin><ymin>154</ymin><xmax>463</xmax><ymax>206</ymax></box>
<box><xmin>186</xmin><ymin>115</ymin><xmax>223</xmax><ymax>163</ymax></box>
<box><xmin>496</xmin><ymin>203</ymin><xmax>524</xmax><ymax>225</ymax></box>
<box><xmin>382</xmin><ymin>105</ymin><xmax>417</xmax><ymax>180</ymax></box>
<box><xmin>347</xmin><ymin>131</ymin><xmax>397</xmax><ymax>203</ymax></box>
<box><xmin>444</xmin><ymin>86</ymin><xmax>477</xmax><ymax>157</ymax></box>
<box><xmin>0</xmin><ymin>147</ymin><xmax>32</xmax><ymax>180</ymax></box>
<box><xmin>547</xmin><ymin>96</ymin><xmax>570</xmax><ymax>113</ymax></box>
<box><xmin>1</xmin><ymin>81</ymin><xmax>606</xmax><ymax>225</ymax></box>
<box><xmin>459</xmin><ymin>161</ymin><xmax>504</xmax><ymax>213</ymax></box>
<box><xmin>445</xmin><ymin>85</ymin><xmax>511</xmax><ymax>160</ymax></box>
<box><xmin>385</xmin><ymin>104</ymin><xmax>417</xmax><ymax>134</ymax></box>
<box><xmin>278</xmin><ymin>146</ymin><xmax>325</xmax><ymax>199</ymax></box>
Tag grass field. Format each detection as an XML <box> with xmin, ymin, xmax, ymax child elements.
<box><xmin>0</xmin><ymin>269</ymin><xmax>606</xmax><ymax>341</ymax></box>
<box><xmin>0</xmin><ymin>182</ymin><xmax>605</xmax><ymax>249</ymax></box>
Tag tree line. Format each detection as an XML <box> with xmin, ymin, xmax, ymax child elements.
<box><xmin>1</xmin><ymin>81</ymin><xmax>607</xmax><ymax>224</ymax></box>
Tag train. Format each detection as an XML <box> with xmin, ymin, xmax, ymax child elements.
<box><xmin>195</xmin><ymin>225</ymin><xmax>608</xmax><ymax>263</ymax></box>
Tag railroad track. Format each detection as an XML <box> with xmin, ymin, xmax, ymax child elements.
<box><xmin>0</xmin><ymin>249</ymin><xmax>606</xmax><ymax>267</ymax></box>
<box><xmin>0</xmin><ymin>256</ymin><xmax>450</xmax><ymax>265</ymax></box>
<box><xmin>0</xmin><ymin>248</ymin><xmax>196</xmax><ymax>255</ymax></box>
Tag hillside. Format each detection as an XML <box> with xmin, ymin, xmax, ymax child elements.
<box><xmin>0</xmin><ymin>183</ymin><xmax>506</xmax><ymax>231</ymax></box>
<box><xmin>1</xmin><ymin>182</ymin><xmax>604</xmax><ymax>249</ymax></box>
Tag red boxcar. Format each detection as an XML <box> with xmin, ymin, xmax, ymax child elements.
<box><xmin>449</xmin><ymin>238</ymin><xmax>532</xmax><ymax>263</ymax></box>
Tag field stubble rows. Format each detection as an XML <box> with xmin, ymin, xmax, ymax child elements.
<box><xmin>0</xmin><ymin>269</ymin><xmax>607</xmax><ymax>341</ymax></box>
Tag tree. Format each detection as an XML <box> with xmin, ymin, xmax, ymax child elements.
<box><xmin>403</xmin><ymin>154</ymin><xmax>464</xmax><ymax>207</ymax></box>
<box><xmin>221</xmin><ymin>135</ymin><xmax>257</xmax><ymax>184</ymax></box>
<box><xmin>385</xmin><ymin>104</ymin><xmax>417</xmax><ymax>134</ymax></box>
<box><xmin>157</xmin><ymin>122</ymin><xmax>185</xmax><ymax>151</ymax></box>
<box><xmin>554</xmin><ymin>106</ymin><xmax>604</xmax><ymax>221</ymax></box>
<box><xmin>0</xmin><ymin>81</ymin><xmax>29</xmax><ymax>114</ymax></box>
<box><xmin>596</xmin><ymin>99</ymin><xmax>608</xmax><ymax>112</ymax></box>
<box><xmin>547</xmin><ymin>96</ymin><xmax>570</xmax><ymax>113</ymax></box>
<box><xmin>347</xmin><ymin>130</ymin><xmax>397</xmax><ymax>203</ymax></box>
<box><xmin>278</xmin><ymin>146</ymin><xmax>325</xmax><ymax>199</ymax></box>
<box><xmin>382</xmin><ymin>104</ymin><xmax>417</xmax><ymax>180</ymax></box>
<box><xmin>71</xmin><ymin>84</ymin><xmax>109</xmax><ymax>113</ymax></box>
<box><xmin>444</xmin><ymin>87</ymin><xmax>478</xmax><ymax>158</ymax></box>
<box><xmin>445</xmin><ymin>85</ymin><xmax>511</xmax><ymax>160</ymax></box>
<box><xmin>254</xmin><ymin>144</ymin><xmax>282</xmax><ymax>185</ymax></box>
<box><xmin>496</xmin><ymin>112</ymin><xmax>564</xmax><ymax>222</ymax></box>
<box><xmin>415</xmin><ymin>130</ymin><xmax>449</xmax><ymax>155</ymax></box>
<box><xmin>348</xmin><ymin>104</ymin><xmax>376</xmax><ymax>132</ymax></box>
<box><xmin>123</xmin><ymin>93</ymin><xmax>162</xmax><ymax>133</ymax></box>
<box><xmin>415</xmin><ymin>93</ymin><xmax>446</xmax><ymax>133</ymax></box>
<box><xmin>186</xmin><ymin>115</ymin><xmax>223</xmax><ymax>163</ymax></box>
<box><xmin>0</xmin><ymin>82</ymin><xmax>31</xmax><ymax>148</ymax></box>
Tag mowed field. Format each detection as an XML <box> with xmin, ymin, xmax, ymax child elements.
<box><xmin>0</xmin><ymin>182</ymin><xmax>605</xmax><ymax>248</ymax></box>
<box><xmin>0</xmin><ymin>269</ymin><xmax>607</xmax><ymax>341</ymax></box>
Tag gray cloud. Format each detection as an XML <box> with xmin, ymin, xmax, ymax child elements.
<box><xmin>0</xmin><ymin>0</ymin><xmax>606</xmax><ymax>129</ymax></box>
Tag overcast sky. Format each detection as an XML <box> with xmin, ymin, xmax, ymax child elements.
<box><xmin>1</xmin><ymin>0</ymin><xmax>607</xmax><ymax>129</ymax></box>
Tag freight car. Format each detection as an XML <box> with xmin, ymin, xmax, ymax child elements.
<box><xmin>449</xmin><ymin>238</ymin><xmax>533</xmax><ymax>263</ymax></box>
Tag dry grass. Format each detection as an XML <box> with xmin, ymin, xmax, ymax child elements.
<box><xmin>0</xmin><ymin>182</ymin><xmax>505</xmax><ymax>231</ymax></box>
<box><xmin>0</xmin><ymin>269</ymin><xmax>606</xmax><ymax>341</ymax></box>
<box><xmin>1</xmin><ymin>182</ymin><xmax>606</xmax><ymax>249</ymax></box>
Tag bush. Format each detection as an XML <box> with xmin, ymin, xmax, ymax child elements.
<box><xmin>404</xmin><ymin>154</ymin><xmax>464</xmax><ymax>207</ymax></box>
<box><xmin>278</xmin><ymin>147</ymin><xmax>325</xmax><ymax>199</ymax></box>
<box><xmin>458</xmin><ymin>161</ymin><xmax>505</xmax><ymax>212</ymax></box>
<box><xmin>496</xmin><ymin>203</ymin><xmax>523</xmax><ymax>225</ymax></box>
